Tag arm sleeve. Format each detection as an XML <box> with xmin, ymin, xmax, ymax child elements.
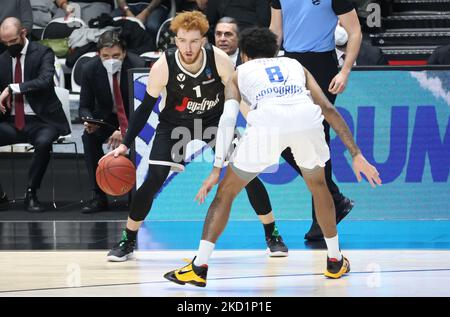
<box><xmin>270</xmin><ymin>0</ymin><xmax>281</xmax><ymax>9</ymax></box>
<box><xmin>332</xmin><ymin>0</ymin><xmax>355</xmax><ymax>16</ymax></box>
<box><xmin>214</xmin><ymin>99</ymin><xmax>240</xmax><ymax>168</ymax></box>
<box><xmin>122</xmin><ymin>92</ymin><xmax>159</xmax><ymax>148</ymax></box>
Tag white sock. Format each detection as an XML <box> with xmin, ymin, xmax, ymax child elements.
<box><xmin>193</xmin><ymin>240</ymin><xmax>215</xmax><ymax>266</ymax></box>
<box><xmin>324</xmin><ymin>235</ymin><xmax>342</xmax><ymax>261</ymax></box>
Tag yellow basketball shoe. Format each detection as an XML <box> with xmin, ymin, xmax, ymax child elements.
<box><xmin>164</xmin><ymin>258</ymin><xmax>208</xmax><ymax>287</ymax></box>
<box><xmin>324</xmin><ymin>256</ymin><xmax>351</xmax><ymax>279</ymax></box>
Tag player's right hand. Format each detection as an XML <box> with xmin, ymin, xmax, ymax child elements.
<box><xmin>99</xmin><ymin>144</ymin><xmax>128</xmax><ymax>164</ymax></box>
<box><xmin>195</xmin><ymin>167</ymin><xmax>221</xmax><ymax>204</ymax></box>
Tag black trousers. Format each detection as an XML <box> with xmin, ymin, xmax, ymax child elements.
<box><xmin>81</xmin><ymin>119</ymin><xmax>118</xmax><ymax>195</ymax></box>
<box><xmin>283</xmin><ymin>51</ymin><xmax>346</xmax><ymax>220</ymax></box>
<box><xmin>0</xmin><ymin>116</ymin><xmax>59</xmax><ymax>191</ymax></box>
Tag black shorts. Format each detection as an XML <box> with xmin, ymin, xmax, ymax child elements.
<box><xmin>149</xmin><ymin>120</ymin><xmax>220</xmax><ymax>172</ymax></box>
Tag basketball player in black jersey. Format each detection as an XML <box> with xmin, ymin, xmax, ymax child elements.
<box><xmin>103</xmin><ymin>11</ymin><xmax>288</xmax><ymax>262</ymax></box>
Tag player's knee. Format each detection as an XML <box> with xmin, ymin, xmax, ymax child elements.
<box><xmin>216</xmin><ymin>181</ymin><xmax>240</xmax><ymax>199</ymax></box>
<box><xmin>305</xmin><ymin>176</ymin><xmax>327</xmax><ymax>193</ymax></box>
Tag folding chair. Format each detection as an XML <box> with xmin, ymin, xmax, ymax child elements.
<box><xmin>155</xmin><ymin>18</ymin><xmax>175</xmax><ymax>50</ymax></box>
<box><xmin>10</xmin><ymin>88</ymin><xmax>83</xmax><ymax>208</ymax></box>
<box><xmin>70</xmin><ymin>52</ymin><xmax>97</xmax><ymax>93</ymax></box>
<box><xmin>51</xmin><ymin>87</ymin><xmax>83</xmax><ymax>208</ymax></box>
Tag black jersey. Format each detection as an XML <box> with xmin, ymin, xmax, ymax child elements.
<box><xmin>159</xmin><ymin>43</ymin><xmax>225</xmax><ymax>127</ymax></box>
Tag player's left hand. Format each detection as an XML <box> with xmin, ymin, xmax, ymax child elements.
<box><xmin>107</xmin><ymin>130</ymin><xmax>123</xmax><ymax>150</ymax></box>
<box><xmin>352</xmin><ymin>153</ymin><xmax>382</xmax><ymax>188</ymax></box>
<box><xmin>328</xmin><ymin>71</ymin><xmax>349</xmax><ymax>95</ymax></box>
<box><xmin>195</xmin><ymin>168</ymin><xmax>221</xmax><ymax>204</ymax></box>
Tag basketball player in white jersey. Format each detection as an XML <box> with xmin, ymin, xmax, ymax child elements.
<box><xmin>164</xmin><ymin>27</ymin><xmax>381</xmax><ymax>287</ymax></box>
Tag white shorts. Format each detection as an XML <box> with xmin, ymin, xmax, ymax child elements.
<box><xmin>231</xmin><ymin>105</ymin><xmax>330</xmax><ymax>174</ymax></box>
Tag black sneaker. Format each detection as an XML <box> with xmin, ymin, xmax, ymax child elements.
<box><xmin>107</xmin><ymin>231</ymin><xmax>136</xmax><ymax>262</ymax></box>
<box><xmin>266</xmin><ymin>235</ymin><xmax>289</xmax><ymax>257</ymax></box>
<box><xmin>164</xmin><ymin>257</ymin><xmax>208</xmax><ymax>287</ymax></box>
<box><xmin>304</xmin><ymin>198</ymin><xmax>355</xmax><ymax>241</ymax></box>
<box><xmin>324</xmin><ymin>255</ymin><xmax>351</xmax><ymax>279</ymax></box>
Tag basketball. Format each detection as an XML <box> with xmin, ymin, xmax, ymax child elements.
<box><xmin>96</xmin><ymin>156</ymin><xmax>136</xmax><ymax>196</ymax></box>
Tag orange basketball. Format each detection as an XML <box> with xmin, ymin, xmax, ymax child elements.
<box><xmin>96</xmin><ymin>156</ymin><xmax>136</xmax><ymax>196</ymax></box>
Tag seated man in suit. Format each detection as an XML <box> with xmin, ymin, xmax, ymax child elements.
<box><xmin>214</xmin><ymin>17</ymin><xmax>241</xmax><ymax>67</ymax></box>
<box><xmin>79</xmin><ymin>30</ymin><xmax>145</xmax><ymax>213</ymax></box>
<box><xmin>0</xmin><ymin>17</ymin><xmax>71</xmax><ymax>212</ymax></box>
<box><xmin>335</xmin><ymin>24</ymin><xmax>388</xmax><ymax>66</ymax></box>
<box><xmin>428</xmin><ymin>44</ymin><xmax>450</xmax><ymax>65</ymax></box>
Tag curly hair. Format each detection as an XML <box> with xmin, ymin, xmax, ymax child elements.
<box><xmin>239</xmin><ymin>27</ymin><xmax>279</xmax><ymax>59</ymax></box>
<box><xmin>170</xmin><ymin>11</ymin><xmax>209</xmax><ymax>36</ymax></box>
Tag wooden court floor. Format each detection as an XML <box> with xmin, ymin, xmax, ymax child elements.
<box><xmin>1</xmin><ymin>250</ymin><xmax>449</xmax><ymax>297</ymax></box>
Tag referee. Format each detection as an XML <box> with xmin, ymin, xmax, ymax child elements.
<box><xmin>270</xmin><ymin>0</ymin><xmax>362</xmax><ymax>240</ymax></box>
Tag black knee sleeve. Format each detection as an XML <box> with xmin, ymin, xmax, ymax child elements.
<box><xmin>245</xmin><ymin>177</ymin><xmax>272</xmax><ymax>216</ymax></box>
<box><xmin>129</xmin><ymin>164</ymin><xmax>171</xmax><ymax>222</ymax></box>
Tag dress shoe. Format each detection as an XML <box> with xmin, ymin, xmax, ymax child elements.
<box><xmin>335</xmin><ymin>197</ymin><xmax>354</xmax><ymax>224</ymax></box>
<box><xmin>82</xmin><ymin>197</ymin><xmax>108</xmax><ymax>214</ymax></box>
<box><xmin>304</xmin><ymin>197</ymin><xmax>355</xmax><ymax>241</ymax></box>
<box><xmin>0</xmin><ymin>192</ymin><xmax>9</xmax><ymax>209</ymax></box>
<box><xmin>24</xmin><ymin>192</ymin><xmax>45</xmax><ymax>213</ymax></box>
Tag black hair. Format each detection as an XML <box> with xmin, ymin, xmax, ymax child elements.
<box><xmin>97</xmin><ymin>30</ymin><xmax>127</xmax><ymax>51</ymax></box>
<box><xmin>238</xmin><ymin>27</ymin><xmax>278</xmax><ymax>59</ymax></box>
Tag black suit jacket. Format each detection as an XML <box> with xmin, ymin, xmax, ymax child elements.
<box><xmin>428</xmin><ymin>44</ymin><xmax>450</xmax><ymax>65</ymax></box>
<box><xmin>0</xmin><ymin>41</ymin><xmax>71</xmax><ymax>135</ymax></box>
<box><xmin>78</xmin><ymin>53</ymin><xmax>145</xmax><ymax>126</ymax></box>
<box><xmin>356</xmin><ymin>42</ymin><xmax>388</xmax><ymax>66</ymax></box>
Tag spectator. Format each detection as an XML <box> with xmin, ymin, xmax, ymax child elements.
<box><xmin>270</xmin><ymin>0</ymin><xmax>362</xmax><ymax>241</ymax></box>
<box><xmin>30</xmin><ymin>0</ymin><xmax>57</xmax><ymax>28</ymax></box>
<box><xmin>206</xmin><ymin>0</ymin><xmax>270</xmax><ymax>42</ymax></box>
<box><xmin>53</xmin><ymin>0</ymin><xmax>114</xmax><ymax>24</ymax></box>
<box><xmin>176</xmin><ymin>0</ymin><xmax>206</xmax><ymax>12</ymax></box>
<box><xmin>335</xmin><ymin>24</ymin><xmax>387</xmax><ymax>66</ymax></box>
<box><xmin>428</xmin><ymin>44</ymin><xmax>450</xmax><ymax>65</ymax></box>
<box><xmin>79</xmin><ymin>31</ymin><xmax>145</xmax><ymax>213</ymax></box>
<box><xmin>214</xmin><ymin>17</ymin><xmax>240</xmax><ymax>66</ymax></box>
<box><xmin>0</xmin><ymin>0</ymin><xmax>33</xmax><ymax>33</ymax></box>
<box><xmin>113</xmin><ymin>0</ymin><xmax>171</xmax><ymax>36</ymax></box>
<box><xmin>0</xmin><ymin>17</ymin><xmax>70</xmax><ymax>212</ymax></box>
<box><xmin>0</xmin><ymin>0</ymin><xmax>33</xmax><ymax>54</ymax></box>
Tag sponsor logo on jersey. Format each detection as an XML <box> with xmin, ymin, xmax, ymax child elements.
<box><xmin>174</xmin><ymin>94</ymin><xmax>221</xmax><ymax>113</ymax></box>
<box><xmin>177</xmin><ymin>73</ymin><xmax>186</xmax><ymax>82</ymax></box>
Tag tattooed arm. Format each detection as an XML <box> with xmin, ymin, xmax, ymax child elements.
<box><xmin>304</xmin><ymin>66</ymin><xmax>360</xmax><ymax>158</ymax></box>
<box><xmin>304</xmin><ymin>67</ymin><xmax>382</xmax><ymax>187</ymax></box>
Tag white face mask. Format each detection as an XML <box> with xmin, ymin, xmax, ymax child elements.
<box><xmin>102</xmin><ymin>58</ymin><xmax>122</xmax><ymax>74</ymax></box>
